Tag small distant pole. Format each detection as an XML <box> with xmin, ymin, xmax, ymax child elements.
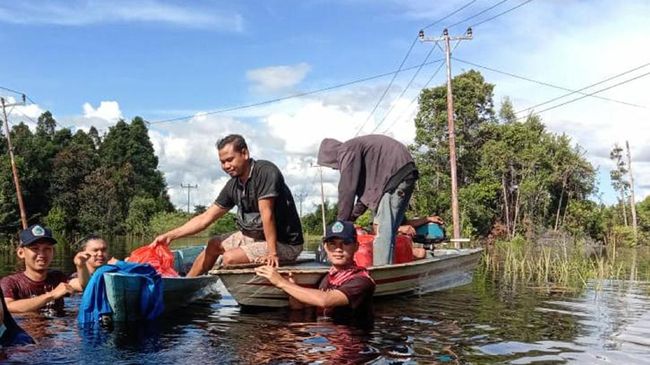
<box><xmin>625</xmin><ymin>141</ymin><xmax>638</xmax><ymax>243</ymax></box>
<box><xmin>296</xmin><ymin>191</ymin><xmax>308</xmax><ymax>218</ymax></box>
<box><xmin>419</xmin><ymin>28</ymin><xmax>473</xmax><ymax>247</ymax></box>
<box><xmin>318</xmin><ymin>167</ymin><xmax>327</xmax><ymax>236</ymax></box>
<box><xmin>180</xmin><ymin>183</ymin><xmax>198</xmax><ymax>214</ymax></box>
<box><xmin>1</xmin><ymin>96</ymin><xmax>28</xmax><ymax>229</ymax></box>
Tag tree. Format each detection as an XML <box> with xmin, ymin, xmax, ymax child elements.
<box><xmin>610</xmin><ymin>144</ymin><xmax>630</xmax><ymax>226</ymax></box>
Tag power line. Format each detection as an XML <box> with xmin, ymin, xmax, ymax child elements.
<box><xmin>454</xmin><ymin>58</ymin><xmax>647</xmax><ymax>109</ymax></box>
<box><xmin>470</xmin><ymin>0</ymin><xmax>534</xmax><ymax>28</ymax></box>
<box><xmin>0</xmin><ymin>86</ymin><xmax>37</xmax><ymax>105</ymax></box>
<box><xmin>355</xmin><ymin>0</ymin><xmax>480</xmax><ymax>136</ymax></box>
<box><xmin>371</xmin><ymin>48</ymin><xmax>440</xmax><ymax>134</ymax></box>
<box><xmin>447</xmin><ymin>0</ymin><xmax>509</xmax><ymax>29</ymax></box>
<box><xmin>514</xmin><ymin>62</ymin><xmax>650</xmax><ymax>115</ymax></box>
<box><xmin>422</xmin><ymin>0</ymin><xmax>477</xmax><ymax>30</ymax></box>
<box><xmin>150</xmin><ymin>58</ymin><xmax>444</xmax><ymax>125</ymax></box>
<box><xmin>381</xmin><ymin>61</ymin><xmax>446</xmax><ymax>134</ymax></box>
<box><xmin>518</xmin><ymin>70</ymin><xmax>650</xmax><ymax>119</ymax></box>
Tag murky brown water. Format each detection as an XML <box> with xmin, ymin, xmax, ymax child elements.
<box><xmin>1</xmin><ymin>238</ymin><xmax>649</xmax><ymax>364</ymax></box>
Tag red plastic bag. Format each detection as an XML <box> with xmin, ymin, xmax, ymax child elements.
<box><xmin>127</xmin><ymin>244</ymin><xmax>179</xmax><ymax>277</ymax></box>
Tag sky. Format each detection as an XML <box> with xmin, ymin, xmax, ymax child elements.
<box><xmin>1</xmin><ymin>0</ymin><xmax>649</xmax><ymax>212</ymax></box>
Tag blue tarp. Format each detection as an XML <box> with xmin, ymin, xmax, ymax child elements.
<box><xmin>0</xmin><ymin>288</ymin><xmax>34</xmax><ymax>347</ymax></box>
<box><xmin>77</xmin><ymin>261</ymin><xmax>164</xmax><ymax>324</ymax></box>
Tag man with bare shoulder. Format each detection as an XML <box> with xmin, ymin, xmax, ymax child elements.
<box><xmin>0</xmin><ymin>225</ymin><xmax>90</xmax><ymax>314</ymax></box>
<box><xmin>150</xmin><ymin>134</ymin><xmax>304</xmax><ymax>276</ymax></box>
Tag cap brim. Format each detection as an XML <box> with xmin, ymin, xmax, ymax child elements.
<box><xmin>21</xmin><ymin>237</ymin><xmax>57</xmax><ymax>246</ymax></box>
<box><xmin>322</xmin><ymin>234</ymin><xmax>355</xmax><ymax>244</ymax></box>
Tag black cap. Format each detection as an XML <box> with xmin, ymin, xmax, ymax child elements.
<box><xmin>323</xmin><ymin>220</ymin><xmax>356</xmax><ymax>244</ymax></box>
<box><xmin>19</xmin><ymin>225</ymin><xmax>57</xmax><ymax>247</ymax></box>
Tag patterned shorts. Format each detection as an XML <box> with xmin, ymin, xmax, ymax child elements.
<box><xmin>217</xmin><ymin>231</ymin><xmax>303</xmax><ymax>262</ymax></box>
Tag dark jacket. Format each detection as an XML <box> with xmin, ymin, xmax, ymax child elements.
<box><xmin>317</xmin><ymin>134</ymin><xmax>417</xmax><ymax>221</ymax></box>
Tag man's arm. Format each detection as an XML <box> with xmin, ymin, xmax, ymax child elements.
<box><xmin>258</xmin><ymin>197</ymin><xmax>279</xmax><ymax>267</ymax></box>
<box><xmin>69</xmin><ymin>252</ymin><xmax>91</xmax><ymax>292</ymax></box>
<box><xmin>151</xmin><ymin>204</ymin><xmax>229</xmax><ymax>246</ymax></box>
<box><xmin>337</xmin><ymin>150</ymin><xmax>362</xmax><ymax>221</ymax></box>
<box><xmin>4</xmin><ymin>283</ymin><xmax>74</xmax><ymax>313</ymax></box>
<box><xmin>255</xmin><ymin>266</ymin><xmax>349</xmax><ymax>307</ymax></box>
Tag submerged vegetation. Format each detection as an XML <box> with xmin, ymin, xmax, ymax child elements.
<box><xmin>482</xmin><ymin>238</ymin><xmax>650</xmax><ymax>290</ymax></box>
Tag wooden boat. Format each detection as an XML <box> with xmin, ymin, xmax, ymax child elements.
<box><xmin>210</xmin><ymin>247</ymin><xmax>483</xmax><ymax>308</ymax></box>
<box><xmin>103</xmin><ymin>245</ymin><xmax>219</xmax><ymax>321</ymax></box>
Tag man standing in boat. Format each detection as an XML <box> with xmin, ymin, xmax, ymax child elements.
<box><xmin>317</xmin><ymin>135</ymin><xmax>418</xmax><ymax>266</ymax></box>
<box><xmin>150</xmin><ymin>134</ymin><xmax>304</xmax><ymax>276</ymax></box>
<box><xmin>255</xmin><ymin>220</ymin><xmax>375</xmax><ymax>327</ymax></box>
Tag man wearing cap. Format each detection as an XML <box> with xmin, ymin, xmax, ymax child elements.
<box><xmin>0</xmin><ymin>225</ymin><xmax>91</xmax><ymax>314</ymax></box>
<box><xmin>317</xmin><ymin>134</ymin><xmax>418</xmax><ymax>266</ymax></box>
<box><xmin>256</xmin><ymin>220</ymin><xmax>375</xmax><ymax>326</ymax></box>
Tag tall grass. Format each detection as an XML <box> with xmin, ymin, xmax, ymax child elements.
<box><xmin>481</xmin><ymin>236</ymin><xmax>646</xmax><ymax>290</ymax></box>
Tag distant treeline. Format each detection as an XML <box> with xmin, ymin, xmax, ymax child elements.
<box><xmin>302</xmin><ymin>70</ymin><xmax>650</xmax><ymax>245</ymax></box>
<box><xmin>1</xmin><ymin>70</ymin><xmax>649</xmax><ymax>245</ymax></box>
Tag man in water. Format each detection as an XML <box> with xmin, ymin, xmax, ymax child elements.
<box><xmin>151</xmin><ymin>134</ymin><xmax>304</xmax><ymax>276</ymax></box>
<box><xmin>70</xmin><ymin>235</ymin><xmax>118</xmax><ymax>284</ymax></box>
<box><xmin>317</xmin><ymin>135</ymin><xmax>418</xmax><ymax>266</ymax></box>
<box><xmin>256</xmin><ymin>220</ymin><xmax>375</xmax><ymax>327</ymax></box>
<box><xmin>0</xmin><ymin>225</ymin><xmax>90</xmax><ymax>313</ymax></box>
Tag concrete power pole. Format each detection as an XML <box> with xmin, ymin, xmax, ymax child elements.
<box><xmin>626</xmin><ymin>141</ymin><xmax>638</xmax><ymax>242</ymax></box>
<box><xmin>296</xmin><ymin>191</ymin><xmax>308</xmax><ymax>218</ymax></box>
<box><xmin>419</xmin><ymin>28</ymin><xmax>473</xmax><ymax>247</ymax></box>
<box><xmin>180</xmin><ymin>183</ymin><xmax>198</xmax><ymax>214</ymax></box>
<box><xmin>1</xmin><ymin>96</ymin><xmax>28</xmax><ymax>229</ymax></box>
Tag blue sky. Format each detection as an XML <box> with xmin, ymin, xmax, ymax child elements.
<box><xmin>1</xmin><ymin>0</ymin><xmax>649</xmax><ymax>210</ymax></box>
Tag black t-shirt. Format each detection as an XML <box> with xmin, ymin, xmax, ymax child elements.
<box><xmin>215</xmin><ymin>159</ymin><xmax>304</xmax><ymax>245</ymax></box>
<box><xmin>318</xmin><ymin>272</ymin><xmax>375</xmax><ymax>327</ymax></box>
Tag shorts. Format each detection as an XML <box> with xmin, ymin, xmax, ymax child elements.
<box><xmin>217</xmin><ymin>231</ymin><xmax>303</xmax><ymax>263</ymax></box>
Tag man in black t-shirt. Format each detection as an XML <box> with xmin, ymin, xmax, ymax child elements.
<box><xmin>151</xmin><ymin>134</ymin><xmax>304</xmax><ymax>276</ymax></box>
<box><xmin>256</xmin><ymin>220</ymin><xmax>375</xmax><ymax>327</ymax></box>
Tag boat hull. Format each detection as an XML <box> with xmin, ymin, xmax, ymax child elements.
<box><xmin>103</xmin><ymin>245</ymin><xmax>218</xmax><ymax>321</ymax></box>
<box><xmin>212</xmin><ymin>248</ymin><xmax>483</xmax><ymax>308</ymax></box>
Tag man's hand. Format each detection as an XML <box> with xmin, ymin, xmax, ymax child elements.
<box><xmin>428</xmin><ymin>216</ymin><xmax>444</xmax><ymax>225</ymax></box>
<box><xmin>254</xmin><ymin>265</ymin><xmax>286</xmax><ymax>287</ymax></box>
<box><xmin>398</xmin><ymin>225</ymin><xmax>417</xmax><ymax>236</ymax></box>
<box><xmin>73</xmin><ymin>252</ymin><xmax>91</xmax><ymax>268</ymax></box>
<box><xmin>50</xmin><ymin>283</ymin><xmax>75</xmax><ymax>300</ymax></box>
<box><xmin>150</xmin><ymin>234</ymin><xmax>172</xmax><ymax>247</ymax></box>
<box><xmin>255</xmin><ymin>253</ymin><xmax>279</xmax><ymax>267</ymax></box>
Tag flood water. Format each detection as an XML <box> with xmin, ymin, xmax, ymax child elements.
<box><xmin>1</xmin><ymin>238</ymin><xmax>650</xmax><ymax>364</ymax></box>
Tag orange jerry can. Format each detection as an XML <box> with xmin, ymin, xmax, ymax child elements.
<box><xmin>354</xmin><ymin>234</ymin><xmax>413</xmax><ymax>268</ymax></box>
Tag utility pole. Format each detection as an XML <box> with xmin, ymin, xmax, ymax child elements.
<box><xmin>295</xmin><ymin>191</ymin><xmax>308</xmax><ymax>218</ymax></box>
<box><xmin>626</xmin><ymin>141</ymin><xmax>638</xmax><ymax>242</ymax></box>
<box><xmin>419</xmin><ymin>28</ymin><xmax>473</xmax><ymax>247</ymax></box>
<box><xmin>180</xmin><ymin>183</ymin><xmax>198</xmax><ymax>214</ymax></box>
<box><xmin>1</xmin><ymin>96</ymin><xmax>28</xmax><ymax>229</ymax></box>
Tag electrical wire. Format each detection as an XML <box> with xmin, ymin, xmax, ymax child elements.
<box><xmin>454</xmin><ymin>58</ymin><xmax>647</xmax><ymax>109</ymax></box>
<box><xmin>446</xmin><ymin>0</ymin><xmax>509</xmax><ymax>29</ymax></box>
<box><xmin>150</xmin><ymin>58</ymin><xmax>445</xmax><ymax>125</ymax></box>
<box><xmin>518</xmin><ymin>70</ymin><xmax>650</xmax><ymax>119</ymax></box>
<box><xmin>422</xmin><ymin>0</ymin><xmax>477</xmax><ymax>30</ymax></box>
<box><xmin>470</xmin><ymin>0</ymin><xmax>534</xmax><ymax>28</ymax></box>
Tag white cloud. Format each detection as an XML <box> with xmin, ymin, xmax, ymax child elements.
<box><xmin>246</xmin><ymin>63</ymin><xmax>312</xmax><ymax>93</ymax></box>
<box><xmin>0</xmin><ymin>1</ymin><xmax>244</xmax><ymax>31</ymax></box>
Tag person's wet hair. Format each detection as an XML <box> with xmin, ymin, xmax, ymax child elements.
<box><xmin>216</xmin><ymin>134</ymin><xmax>248</xmax><ymax>152</ymax></box>
<box><xmin>74</xmin><ymin>234</ymin><xmax>104</xmax><ymax>252</ymax></box>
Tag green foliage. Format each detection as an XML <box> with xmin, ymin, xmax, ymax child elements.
<box><xmin>0</xmin><ymin>112</ymin><xmax>172</xmax><ymax>238</ymax></box>
<box><xmin>149</xmin><ymin>211</ymin><xmax>192</xmax><ymax>236</ymax></box>
<box><xmin>411</xmin><ymin>70</ymin><xmax>597</xmax><ymax>239</ymax></box>
<box><xmin>208</xmin><ymin>212</ymin><xmax>237</xmax><ymax>235</ymax></box>
<box><xmin>301</xmin><ymin>201</ymin><xmax>338</xmax><ymax>235</ymax></box>
<box><xmin>126</xmin><ymin>196</ymin><xmax>159</xmax><ymax>236</ymax></box>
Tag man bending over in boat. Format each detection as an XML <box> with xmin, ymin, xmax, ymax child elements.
<box><xmin>150</xmin><ymin>134</ymin><xmax>304</xmax><ymax>276</ymax></box>
<box><xmin>256</xmin><ymin>220</ymin><xmax>375</xmax><ymax>327</ymax></box>
<box><xmin>0</xmin><ymin>225</ymin><xmax>90</xmax><ymax>314</ymax></box>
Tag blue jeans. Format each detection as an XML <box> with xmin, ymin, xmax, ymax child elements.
<box><xmin>373</xmin><ymin>179</ymin><xmax>416</xmax><ymax>266</ymax></box>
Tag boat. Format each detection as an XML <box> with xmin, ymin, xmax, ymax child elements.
<box><xmin>210</xmin><ymin>247</ymin><xmax>483</xmax><ymax>308</ymax></box>
<box><xmin>103</xmin><ymin>245</ymin><xmax>219</xmax><ymax>321</ymax></box>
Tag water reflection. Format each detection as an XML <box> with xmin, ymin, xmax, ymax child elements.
<box><xmin>0</xmin><ymin>242</ymin><xmax>649</xmax><ymax>363</ymax></box>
